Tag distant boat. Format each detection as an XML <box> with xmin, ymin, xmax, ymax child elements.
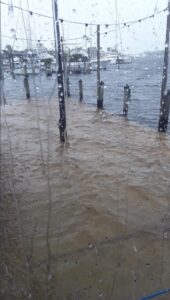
<box><xmin>110</xmin><ymin>55</ymin><xmax>132</xmax><ymax>65</ymax></box>
<box><xmin>39</xmin><ymin>53</ymin><xmax>54</xmax><ymax>76</ymax></box>
<box><xmin>90</xmin><ymin>58</ymin><xmax>110</xmax><ymax>71</ymax></box>
<box><xmin>2</xmin><ymin>59</ymin><xmax>10</xmax><ymax>72</ymax></box>
<box><xmin>108</xmin><ymin>0</ymin><xmax>133</xmax><ymax>67</ymax></box>
<box><xmin>68</xmin><ymin>48</ymin><xmax>91</xmax><ymax>74</ymax></box>
<box><xmin>68</xmin><ymin>62</ymin><xmax>91</xmax><ymax>74</ymax></box>
<box><xmin>14</xmin><ymin>62</ymin><xmax>40</xmax><ymax>76</ymax></box>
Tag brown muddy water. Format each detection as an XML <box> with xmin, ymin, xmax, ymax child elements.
<box><xmin>1</xmin><ymin>99</ymin><xmax>170</xmax><ymax>300</ymax></box>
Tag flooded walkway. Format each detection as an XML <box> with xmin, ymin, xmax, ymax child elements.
<box><xmin>1</xmin><ymin>99</ymin><xmax>170</xmax><ymax>299</ymax></box>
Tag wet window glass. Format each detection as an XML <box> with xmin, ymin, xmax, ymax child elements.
<box><xmin>1</xmin><ymin>0</ymin><xmax>170</xmax><ymax>299</ymax></box>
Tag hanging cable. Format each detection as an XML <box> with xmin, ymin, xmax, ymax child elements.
<box><xmin>116</xmin><ymin>0</ymin><xmax>123</xmax><ymax>54</ymax></box>
<box><xmin>1</xmin><ymin>0</ymin><xmax>53</xmax><ymax>19</ymax></box>
<box><xmin>7</xmin><ymin>0</ymin><xmax>13</xmax><ymax>15</ymax></box>
<box><xmin>20</xmin><ymin>0</ymin><xmax>28</xmax><ymax>44</ymax></box>
<box><xmin>0</xmin><ymin>0</ymin><xmax>168</xmax><ymax>27</ymax></box>
<box><xmin>154</xmin><ymin>0</ymin><xmax>159</xmax><ymax>12</ymax></box>
<box><xmin>58</xmin><ymin>8</ymin><xmax>168</xmax><ymax>27</ymax></box>
<box><xmin>12</xmin><ymin>8</ymin><xmax>20</xmax><ymax>49</ymax></box>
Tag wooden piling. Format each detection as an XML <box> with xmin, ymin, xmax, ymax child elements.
<box><xmin>24</xmin><ymin>64</ymin><xmax>27</xmax><ymax>76</ymax></box>
<box><xmin>98</xmin><ymin>81</ymin><xmax>104</xmax><ymax>109</ymax></box>
<box><xmin>123</xmin><ymin>84</ymin><xmax>130</xmax><ymax>117</ymax></box>
<box><xmin>11</xmin><ymin>55</ymin><xmax>15</xmax><ymax>79</ymax></box>
<box><xmin>97</xmin><ymin>25</ymin><xmax>101</xmax><ymax>108</ymax></box>
<box><xmin>158</xmin><ymin>90</ymin><xmax>170</xmax><ymax>132</ymax></box>
<box><xmin>24</xmin><ymin>75</ymin><xmax>30</xmax><ymax>100</ymax></box>
<box><xmin>67</xmin><ymin>77</ymin><xmax>70</xmax><ymax>97</ymax></box>
<box><xmin>79</xmin><ymin>79</ymin><xmax>83</xmax><ymax>101</ymax></box>
<box><xmin>158</xmin><ymin>0</ymin><xmax>170</xmax><ymax>132</ymax></box>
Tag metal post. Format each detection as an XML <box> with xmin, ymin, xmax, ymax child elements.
<box><xmin>97</xmin><ymin>25</ymin><xmax>101</xmax><ymax>108</ymax></box>
<box><xmin>158</xmin><ymin>0</ymin><xmax>170</xmax><ymax>132</ymax></box>
<box><xmin>53</xmin><ymin>0</ymin><xmax>67</xmax><ymax>142</ymax></box>
<box><xmin>79</xmin><ymin>79</ymin><xmax>83</xmax><ymax>101</ymax></box>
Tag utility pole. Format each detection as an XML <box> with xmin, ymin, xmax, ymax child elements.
<box><xmin>97</xmin><ymin>25</ymin><xmax>101</xmax><ymax>108</ymax></box>
<box><xmin>158</xmin><ymin>0</ymin><xmax>170</xmax><ymax>132</ymax></box>
<box><xmin>61</xmin><ymin>37</ymin><xmax>68</xmax><ymax>97</ymax></box>
<box><xmin>53</xmin><ymin>0</ymin><xmax>67</xmax><ymax>142</ymax></box>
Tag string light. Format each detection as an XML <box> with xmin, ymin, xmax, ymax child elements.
<box><xmin>0</xmin><ymin>0</ymin><xmax>168</xmax><ymax>28</ymax></box>
<box><xmin>1</xmin><ymin>0</ymin><xmax>53</xmax><ymax>18</ymax></box>
<box><xmin>2</xmin><ymin>34</ymin><xmax>55</xmax><ymax>42</ymax></box>
<box><xmin>1</xmin><ymin>0</ymin><xmax>168</xmax><ymax>49</ymax></box>
<box><xmin>1</xmin><ymin>5</ymin><xmax>167</xmax><ymax>44</ymax></box>
<box><xmin>59</xmin><ymin>8</ymin><xmax>167</xmax><ymax>27</ymax></box>
<box><xmin>1</xmin><ymin>34</ymin><xmax>89</xmax><ymax>43</ymax></box>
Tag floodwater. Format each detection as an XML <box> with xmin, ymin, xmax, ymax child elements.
<box><xmin>1</xmin><ymin>97</ymin><xmax>170</xmax><ymax>299</ymax></box>
<box><xmin>3</xmin><ymin>53</ymin><xmax>170</xmax><ymax>132</ymax></box>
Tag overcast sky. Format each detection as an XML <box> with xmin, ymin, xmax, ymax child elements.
<box><xmin>1</xmin><ymin>0</ymin><xmax>168</xmax><ymax>53</ymax></box>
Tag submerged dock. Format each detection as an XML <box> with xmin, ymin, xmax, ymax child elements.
<box><xmin>1</xmin><ymin>99</ymin><xmax>170</xmax><ymax>299</ymax></box>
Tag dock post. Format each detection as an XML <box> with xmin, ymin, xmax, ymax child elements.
<box><xmin>79</xmin><ymin>79</ymin><xmax>83</xmax><ymax>101</ymax></box>
<box><xmin>24</xmin><ymin>74</ymin><xmax>30</xmax><ymax>100</ymax></box>
<box><xmin>53</xmin><ymin>0</ymin><xmax>67</xmax><ymax>142</ymax></box>
<box><xmin>123</xmin><ymin>84</ymin><xmax>130</xmax><ymax>117</ymax></box>
<box><xmin>98</xmin><ymin>81</ymin><xmax>104</xmax><ymax>109</ymax></box>
<box><xmin>97</xmin><ymin>24</ymin><xmax>101</xmax><ymax>108</ymax></box>
<box><xmin>158</xmin><ymin>90</ymin><xmax>170</xmax><ymax>132</ymax></box>
<box><xmin>158</xmin><ymin>0</ymin><xmax>170</xmax><ymax>132</ymax></box>
<box><xmin>11</xmin><ymin>55</ymin><xmax>15</xmax><ymax>79</ymax></box>
<box><xmin>67</xmin><ymin>77</ymin><xmax>70</xmax><ymax>97</ymax></box>
<box><xmin>24</xmin><ymin>63</ymin><xmax>28</xmax><ymax>76</ymax></box>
